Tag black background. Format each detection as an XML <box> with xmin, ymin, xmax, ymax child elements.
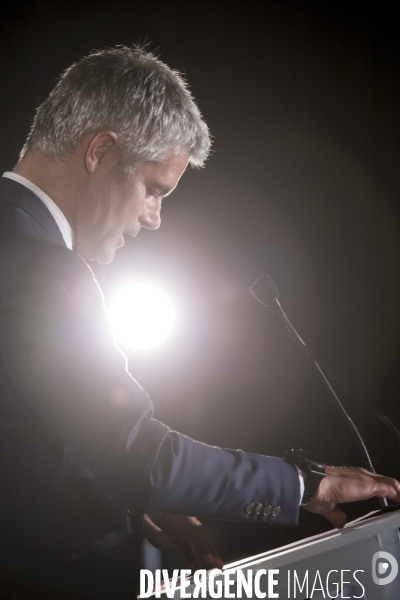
<box><xmin>1</xmin><ymin>0</ymin><xmax>400</xmax><ymax>566</ymax></box>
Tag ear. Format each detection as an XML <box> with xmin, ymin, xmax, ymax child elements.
<box><xmin>85</xmin><ymin>131</ymin><xmax>119</xmax><ymax>175</ymax></box>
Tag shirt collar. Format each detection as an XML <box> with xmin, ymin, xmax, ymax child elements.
<box><xmin>2</xmin><ymin>171</ymin><xmax>74</xmax><ymax>251</ymax></box>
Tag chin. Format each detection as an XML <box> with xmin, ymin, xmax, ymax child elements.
<box><xmin>95</xmin><ymin>248</ymin><xmax>116</xmax><ymax>265</ymax></box>
<box><xmin>75</xmin><ymin>239</ymin><xmax>117</xmax><ymax>264</ymax></box>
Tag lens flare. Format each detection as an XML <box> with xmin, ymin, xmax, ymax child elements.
<box><xmin>109</xmin><ymin>283</ymin><xmax>175</xmax><ymax>349</ymax></box>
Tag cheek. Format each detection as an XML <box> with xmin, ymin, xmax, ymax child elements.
<box><xmin>123</xmin><ymin>191</ymin><xmax>145</xmax><ymax>222</ymax></box>
<box><xmin>99</xmin><ymin>180</ymin><xmax>145</xmax><ymax>234</ymax></box>
<box><xmin>107</xmin><ymin>191</ymin><xmax>133</xmax><ymax>227</ymax></box>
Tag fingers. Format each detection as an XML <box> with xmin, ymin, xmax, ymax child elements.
<box><xmin>372</xmin><ymin>473</ymin><xmax>400</xmax><ymax>505</ymax></box>
<box><xmin>173</xmin><ymin>532</ymin><xmax>224</xmax><ymax>571</ymax></box>
<box><xmin>173</xmin><ymin>534</ymin><xmax>202</xmax><ymax>571</ymax></box>
<box><xmin>143</xmin><ymin>514</ymin><xmax>169</xmax><ymax>549</ymax></box>
<box><xmin>315</xmin><ymin>467</ymin><xmax>400</xmax><ymax>505</ymax></box>
<box><xmin>189</xmin><ymin>525</ymin><xmax>224</xmax><ymax>569</ymax></box>
<box><xmin>375</xmin><ymin>484</ymin><xmax>400</xmax><ymax>503</ymax></box>
<box><xmin>144</xmin><ymin>514</ymin><xmax>224</xmax><ymax>570</ymax></box>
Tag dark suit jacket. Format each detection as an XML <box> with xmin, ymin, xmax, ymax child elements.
<box><xmin>0</xmin><ymin>177</ymin><xmax>300</xmax><ymax>599</ymax></box>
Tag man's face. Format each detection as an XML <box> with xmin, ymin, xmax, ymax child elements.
<box><xmin>73</xmin><ymin>153</ymin><xmax>190</xmax><ymax>264</ymax></box>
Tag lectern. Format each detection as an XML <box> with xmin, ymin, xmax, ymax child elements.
<box><xmin>159</xmin><ymin>508</ymin><xmax>400</xmax><ymax>599</ymax></box>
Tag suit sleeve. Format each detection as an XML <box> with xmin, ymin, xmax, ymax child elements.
<box><xmin>0</xmin><ymin>246</ymin><xmax>300</xmax><ymax>525</ymax></box>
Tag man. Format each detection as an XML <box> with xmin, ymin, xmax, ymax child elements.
<box><xmin>0</xmin><ymin>46</ymin><xmax>399</xmax><ymax>599</ymax></box>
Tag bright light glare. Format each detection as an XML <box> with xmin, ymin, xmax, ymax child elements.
<box><xmin>109</xmin><ymin>283</ymin><xmax>175</xmax><ymax>350</ymax></box>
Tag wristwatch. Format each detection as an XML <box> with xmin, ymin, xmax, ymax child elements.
<box><xmin>285</xmin><ymin>449</ymin><xmax>326</xmax><ymax>505</ymax></box>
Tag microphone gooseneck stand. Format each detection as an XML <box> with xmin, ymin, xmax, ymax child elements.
<box><xmin>250</xmin><ymin>274</ymin><xmax>392</xmax><ymax>509</ymax></box>
<box><xmin>306</xmin><ymin>347</ymin><xmax>400</xmax><ymax>450</ymax></box>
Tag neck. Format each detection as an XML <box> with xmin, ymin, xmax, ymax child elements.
<box><xmin>14</xmin><ymin>151</ymin><xmax>81</xmax><ymax>227</ymax></box>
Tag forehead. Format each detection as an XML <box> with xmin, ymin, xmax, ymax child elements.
<box><xmin>139</xmin><ymin>153</ymin><xmax>190</xmax><ymax>193</ymax></box>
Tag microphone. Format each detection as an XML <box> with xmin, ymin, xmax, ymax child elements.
<box><xmin>250</xmin><ymin>274</ymin><xmax>307</xmax><ymax>344</ymax></box>
<box><xmin>250</xmin><ymin>274</ymin><xmax>392</xmax><ymax>509</ymax></box>
<box><xmin>250</xmin><ymin>274</ymin><xmax>279</xmax><ymax>308</ymax></box>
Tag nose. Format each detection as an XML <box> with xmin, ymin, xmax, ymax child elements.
<box><xmin>139</xmin><ymin>197</ymin><xmax>162</xmax><ymax>230</ymax></box>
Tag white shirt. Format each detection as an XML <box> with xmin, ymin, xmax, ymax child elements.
<box><xmin>2</xmin><ymin>171</ymin><xmax>74</xmax><ymax>250</ymax></box>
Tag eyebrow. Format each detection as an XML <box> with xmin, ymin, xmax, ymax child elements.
<box><xmin>147</xmin><ymin>182</ymin><xmax>172</xmax><ymax>196</ymax></box>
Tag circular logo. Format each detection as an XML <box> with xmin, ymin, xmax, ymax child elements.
<box><xmin>372</xmin><ymin>551</ymin><xmax>398</xmax><ymax>586</ymax></box>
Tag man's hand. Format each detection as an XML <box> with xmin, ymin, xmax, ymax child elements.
<box><xmin>304</xmin><ymin>466</ymin><xmax>400</xmax><ymax>529</ymax></box>
<box><xmin>143</xmin><ymin>513</ymin><xmax>224</xmax><ymax>571</ymax></box>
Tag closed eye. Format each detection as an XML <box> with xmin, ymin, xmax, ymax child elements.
<box><xmin>145</xmin><ymin>187</ymin><xmax>157</xmax><ymax>198</ymax></box>
<box><xmin>146</xmin><ymin>181</ymin><xmax>172</xmax><ymax>198</ymax></box>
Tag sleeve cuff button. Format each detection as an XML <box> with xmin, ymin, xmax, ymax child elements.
<box><xmin>254</xmin><ymin>503</ymin><xmax>263</xmax><ymax>515</ymax></box>
<box><xmin>245</xmin><ymin>503</ymin><xmax>255</xmax><ymax>515</ymax></box>
<box><xmin>263</xmin><ymin>505</ymin><xmax>272</xmax><ymax>517</ymax></box>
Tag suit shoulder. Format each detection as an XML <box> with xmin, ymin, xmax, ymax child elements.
<box><xmin>19</xmin><ymin>245</ymin><xmax>95</xmax><ymax>278</ymax></box>
<box><xmin>2</xmin><ymin>245</ymin><xmax>103</xmax><ymax>309</ymax></box>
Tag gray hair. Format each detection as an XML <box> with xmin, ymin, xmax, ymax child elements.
<box><xmin>20</xmin><ymin>45</ymin><xmax>211</xmax><ymax>174</ymax></box>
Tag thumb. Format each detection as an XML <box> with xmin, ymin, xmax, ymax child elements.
<box><xmin>203</xmin><ymin>554</ymin><xmax>224</xmax><ymax>570</ymax></box>
<box><xmin>323</xmin><ymin>505</ymin><xmax>347</xmax><ymax>529</ymax></box>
